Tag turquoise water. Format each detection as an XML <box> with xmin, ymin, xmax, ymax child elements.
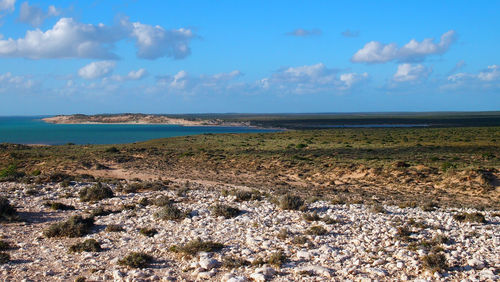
<box><xmin>0</xmin><ymin>116</ymin><xmax>276</xmax><ymax>145</ymax></box>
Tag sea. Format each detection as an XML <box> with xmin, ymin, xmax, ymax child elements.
<box><xmin>0</xmin><ymin>116</ymin><xmax>277</xmax><ymax>145</ymax></box>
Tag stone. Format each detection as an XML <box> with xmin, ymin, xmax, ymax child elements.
<box><xmin>199</xmin><ymin>258</ymin><xmax>219</xmax><ymax>270</ymax></box>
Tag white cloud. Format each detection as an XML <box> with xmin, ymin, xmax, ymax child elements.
<box><xmin>78</xmin><ymin>61</ymin><xmax>116</xmax><ymax>79</ymax></box>
<box><xmin>154</xmin><ymin>70</ymin><xmax>242</xmax><ymax>94</ymax></box>
<box><xmin>286</xmin><ymin>28</ymin><xmax>321</xmax><ymax>37</ymax></box>
<box><xmin>125</xmin><ymin>20</ymin><xmax>194</xmax><ymax>59</ymax></box>
<box><xmin>352</xmin><ymin>30</ymin><xmax>457</xmax><ymax>63</ymax></box>
<box><xmin>443</xmin><ymin>65</ymin><xmax>500</xmax><ymax>91</ymax></box>
<box><xmin>392</xmin><ymin>64</ymin><xmax>431</xmax><ymax>82</ymax></box>
<box><xmin>0</xmin><ymin>0</ymin><xmax>15</xmax><ymax>12</ymax></box>
<box><xmin>18</xmin><ymin>2</ymin><xmax>60</xmax><ymax>27</ymax></box>
<box><xmin>341</xmin><ymin>29</ymin><xmax>359</xmax><ymax>38</ymax></box>
<box><xmin>339</xmin><ymin>72</ymin><xmax>368</xmax><ymax>89</ymax></box>
<box><xmin>0</xmin><ymin>72</ymin><xmax>36</xmax><ymax>93</ymax></box>
<box><xmin>259</xmin><ymin>63</ymin><xmax>368</xmax><ymax>94</ymax></box>
<box><xmin>0</xmin><ymin>17</ymin><xmax>195</xmax><ymax>60</ymax></box>
<box><xmin>478</xmin><ymin>65</ymin><xmax>500</xmax><ymax>81</ymax></box>
<box><xmin>108</xmin><ymin>68</ymin><xmax>148</xmax><ymax>82</ymax></box>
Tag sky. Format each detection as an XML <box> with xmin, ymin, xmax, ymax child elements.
<box><xmin>0</xmin><ymin>0</ymin><xmax>499</xmax><ymax>115</ymax></box>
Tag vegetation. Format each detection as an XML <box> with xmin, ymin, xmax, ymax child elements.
<box><xmin>118</xmin><ymin>252</ymin><xmax>153</xmax><ymax>268</ymax></box>
<box><xmin>222</xmin><ymin>256</ymin><xmax>250</xmax><ymax>269</ymax></box>
<box><xmin>44</xmin><ymin>202</ymin><xmax>75</xmax><ymax>211</ymax></box>
<box><xmin>453</xmin><ymin>212</ymin><xmax>486</xmax><ymax>223</ymax></box>
<box><xmin>211</xmin><ymin>204</ymin><xmax>241</xmax><ymax>218</ymax></box>
<box><xmin>0</xmin><ymin>197</ymin><xmax>18</xmax><ymax>222</ymax></box>
<box><xmin>0</xmin><ymin>125</ymin><xmax>499</xmax><ymax>209</ymax></box>
<box><xmin>268</xmin><ymin>250</ymin><xmax>287</xmax><ymax>266</ymax></box>
<box><xmin>306</xmin><ymin>225</ymin><xmax>328</xmax><ymax>236</ymax></box>
<box><xmin>169</xmin><ymin>238</ymin><xmax>224</xmax><ymax>256</ymax></box>
<box><xmin>69</xmin><ymin>239</ymin><xmax>102</xmax><ymax>252</ymax></box>
<box><xmin>277</xmin><ymin>194</ymin><xmax>304</xmax><ymax>210</ymax></box>
<box><xmin>0</xmin><ymin>241</ymin><xmax>11</xmax><ymax>251</ymax></box>
<box><xmin>139</xmin><ymin>227</ymin><xmax>158</xmax><ymax>237</ymax></box>
<box><xmin>79</xmin><ymin>183</ymin><xmax>114</xmax><ymax>202</ymax></box>
<box><xmin>44</xmin><ymin>216</ymin><xmax>94</xmax><ymax>238</ymax></box>
<box><xmin>0</xmin><ymin>252</ymin><xmax>9</xmax><ymax>264</ymax></box>
<box><xmin>105</xmin><ymin>224</ymin><xmax>124</xmax><ymax>232</ymax></box>
<box><xmin>155</xmin><ymin>203</ymin><xmax>188</xmax><ymax>221</ymax></box>
<box><xmin>421</xmin><ymin>252</ymin><xmax>448</xmax><ymax>272</ymax></box>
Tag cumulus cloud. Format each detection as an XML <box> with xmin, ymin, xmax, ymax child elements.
<box><xmin>0</xmin><ymin>17</ymin><xmax>195</xmax><ymax>60</ymax></box>
<box><xmin>0</xmin><ymin>0</ymin><xmax>15</xmax><ymax>12</ymax></box>
<box><xmin>392</xmin><ymin>64</ymin><xmax>432</xmax><ymax>82</ymax></box>
<box><xmin>155</xmin><ymin>70</ymin><xmax>242</xmax><ymax>93</ymax></box>
<box><xmin>18</xmin><ymin>2</ymin><xmax>60</xmax><ymax>27</ymax></box>
<box><xmin>0</xmin><ymin>72</ymin><xmax>36</xmax><ymax>93</ymax></box>
<box><xmin>126</xmin><ymin>21</ymin><xmax>195</xmax><ymax>59</ymax></box>
<box><xmin>286</xmin><ymin>28</ymin><xmax>321</xmax><ymax>37</ymax></box>
<box><xmin>352</xmin><ymin>30</ymin><xmax>457</xmax><ymax>63</ymax></box>
<box><xmin>341</xmin><ymin>29</ymin><xmax>359</xmax><ymax>38</ymax></box>
<box><xmin>259</xmin><ymin>63</ymin><xmax>368</xmax><ymax>94</ymax></box>
<box><xmin>78</xmin><ymin>61</ymin><xmax>116</xmax><ymax>79</ymax></box>
<box><xmin>443</xmin><ymin>65</ymin><xmax>500</xmax><ymax>91</ymax></box>
<box><xmin>108</xmin><ymin>68</ymin><xmax>148</xmax><ymax>82</ymax></box>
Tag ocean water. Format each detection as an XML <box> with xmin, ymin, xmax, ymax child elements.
<box><xmin>0</xmin><ymin>116</ymin><xmax>277</xmax><ymax>145</ymax></box>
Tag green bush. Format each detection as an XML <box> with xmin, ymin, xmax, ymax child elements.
<box><xmin>222</xmin><ymin>256</ymin><xmax>250</xmax><ymax>269</ymax></box>
<box><xmin>306</xmin><ymin>225</ymin><xmax>328</xmax><ymax>236</ymax></box>
<box><xmin>0</xmin><ymin>197</ymin><xmax>18</xmax><ymax>222</ymax></box>
<box><xmin>69</xmin><ymin>239</ymin><xmax>102</xmax><ymax>252</ymax></box>
<box><xmin>211</xmin><ymin>204</ymin><xmax>241</xmax><ymax>219</ymax></box>
<box><xmin>268</xmin><ymin>250</ymin><xmax>287</xmax><ymax>266</ymax></box>
<box><xmin>231</xmin><ymin>190</ymin><xmax>262</xmax><ymax>202</ymax></box>
<box><xmin>118</xmin><ymin>252</ymin><xmax>153</xmax><ymax>268</ymax></box>
<box><xmin>453</xmin><ymin>212</ymin><xmax>486</xmax><ymax>223</ymax></box>
<box><xmin>79</xmin><ymin>183</ymin><xmax>114</xmax><ymax>202</ymax></box>
<box><xmin>0</xmin><ymin>164</ymin><xmax>24</xmax><ymax>181</ymax></box>
<box><xmin>44</xmin><ymin>202</ymin><xmax>75</xmax><ymax>211</ymax></box>
<box><xmin>0</xmin><ymin>252</ymin><xmax>10</xmax><ymax>264</ymax></box>
<box><xmin>105</xmin><ymin>224</ymin><xmax>124</xmax><ymax>232</ymax></box>
<box><xmin>139</xmin><ymin>227</ymin><xmax>158</xmax><ymax>237</ymax></box>
<box><xmin>155</xmin><ymin>203</ymin><xmax>188</xmax><ymax>221</ymax></box>
<box><xmin>0</xmin><ymin>241</ymin><xmax>11</xmax><ymax>251</ymax></box>
<box><xmin>44</xmin><ymin>215</ymin><xmax>94</xmax><ymax>238</ymax></box>
<box><xmin>421</xmin><ymin>252</ymin><xmax>448</xmax><ymax>272</ymax></box>
<box><xmin>278</xmin><ymin>194</ymin><xmax>304</xmax><ymax>210</ymax></box>
<box><xmin>170</xmin><ymin>238</ymin><xmax>224</xmax><ymax>256</ymax></box>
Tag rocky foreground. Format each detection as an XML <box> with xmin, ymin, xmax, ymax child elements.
<box><xmin>0</xmin><ymin>180</ymin><xmax>499</xmax><ymax>281</ymax></box>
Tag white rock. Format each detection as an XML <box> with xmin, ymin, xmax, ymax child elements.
<box><xmin>467</xmin><ymin>258</ymin><xmax>485</xmax><ymax>269</ymax></box>
<box><xmin>227</xmin><ymin>276</ymin><xmax>248</xmax><ymax>282</ymax></box>
<box><xmin>197</xmin><ymin>271</ymin><xmax>215</xmax><ymax>279</ymax></box>
<box><xmin>113</xmin><ymin>270</ymin><xmax>125</xmax><ymax>280</ymax></box>
<box><xmin>255</xmin><ymin>266</ymin><xmax>275</xmax><ymax>276</ymax></box>
<box><xmin>199</xmin><ymin>258</ymin><xmax>219</xmax><ymax>270</ymax></box>
<box><xmin>297</xmin><ymin>265</ymin><xmax>332</xmax><ymax>277</ymax></box>
<box><xmin>249</xmin><ymin>273</ymin><xmax>266</xmax><ymax>282</ymax></box>
<box><xmin>296</xmin><ymin>250</ymin><xmax>311</xmax><ymax>260</ymax></box>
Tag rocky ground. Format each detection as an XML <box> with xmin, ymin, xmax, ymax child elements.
<box><xmin>0</xmin><ymin>180</ymin><xmax>499</xmax><ymax>281</ymax></box>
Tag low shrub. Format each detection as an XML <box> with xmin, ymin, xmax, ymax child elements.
<box><xmin>0</xmin><ymin>164</ymin><xmax>24</xmax><ymax>181</ymax></box>
<box><xmin>306</xmin><ymin>225</ymin><xmax>328</xmax><ymax>236</ymax></box>
<box><xmin>231</xmin><ymin>190</ymin><xmax>262</xmax><ymax>202</ymax></box>
<box><xmin>222</xmin><ymin>256</ymin><xmax>250</xmax><ymax>269</ymax></box>
<box><xmin>0</xmin><ymin>252</ymin><xmax>9</xmax><ymax>264</ymax></box>
<box><xmin>139</xmin><ymin>227</ymin><xmax>158</xmax><ymax>237</ymax></box>
<box><xmin>421</xmin><ymin>252</ymin><xmax>448</xmax><ymax>272</ymax></box>
<box><xmin>105</xmin><ymin>224</ymin><xmax>124</xmax><ymax>232</ymax></box>
<box><xmin>0</xmin><ymin>197</ymin><xmax>18</xmax><ymax>222</ymax></box>
<box><xmin>369</xmin><ymin>203</ymin><xmax>386</xmax><ymax>214</ymax></box>
<box><xmin>79</xmin><ymin>183</ymin><xmax>114</xmax><ymax>202</ymax></box>
<box><xmin>170</xmin><ymin>238</ymin><xmax>224</xmax><ymax>256</ymax></box>
<box><xmin>155</xmin><ymin>203</ymin><xmax>188</xmax><ymax>221</ymax></box>
<box><xmin>453</xmin><ymin>212</ymin><xmax>486</xmax><ymax>223</ymax></box>
<box><xmin>303</xmin><ymin>212</ymin><xmax>321</xmax><ymax>222</ymax></box>
<box><xmin>268</xmin><ymin>250</ymin><xmax>287</xmax><ymax>266</ymax></box>
<box><xmin>152</xmin><ymin>196</ymin><xmax>172</xmax><ymax>207</ymax></box>
<box><xmin>0</xmin><ymin>241</ymin><xmax>11</xmax><ymax>251</ymax></box>
<box><xmin>69</xmin><ymin>239</ymin><xmax>102</xmax><ymax>252</ymax></box>
<box><xmin>90</xmin><ymin>207</ymin><xmax>115</xmax><ymax>217</ymax></box>
<box><xmin>44</xmin><ymin>202</ymin><xmax>76</xmax><ymax>211</ymax></box>
<box><xmin>44</xmin><ymin>215</ymin><xmax>94</xmax><ymax>238</ymax></box>
<box><xmin>118</xmin><ymin>252</ymin><xmax>153</xmax><ymax>268</ymax></box>
<box><xmin>278</xmin><ymin>194</ymin><xmax>304</xmax><ymax>210</ymax></box>
<box><xmin>291</xmin><ymin>235</ymin><xmax>309</xmax><ymax>245</ymax></box>
<box><xmin>211</xmin><ymin>204</ymin><xmax>241</xmax><ymax>219</ymax></box>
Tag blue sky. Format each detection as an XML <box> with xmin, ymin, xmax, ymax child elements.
<box><xmin>0</xmin><ymin>0</ymin><xmax>499</xmax><ymax>115</ymax></box>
